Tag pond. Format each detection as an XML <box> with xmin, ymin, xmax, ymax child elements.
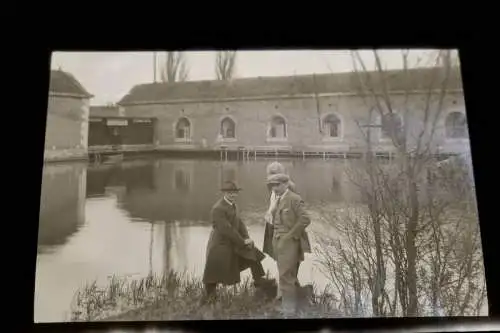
<box><xmin>35</xmin><ymin>157</ymin><xmax>361</xmax><ymax>322</ymax></box>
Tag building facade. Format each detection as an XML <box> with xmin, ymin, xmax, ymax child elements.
<box><xmin>45</xmin><ymin>70</ymin><xmax>93</xmax><ymax>161</ymax></box>
<box><xmin>117</xmin><ymin>67</ymin><xmax>469</xmax><ymax>156</ymax></box>
<box><xmin>88</xmin><ymin>105</ymin><xmax>157</xmax><ymax>148</ymax></box>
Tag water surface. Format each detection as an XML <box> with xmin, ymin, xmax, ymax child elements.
<box><xmin>35</xmin><ymin>158</ymin><xmax>356</xmax><ymax>322</ymax></box>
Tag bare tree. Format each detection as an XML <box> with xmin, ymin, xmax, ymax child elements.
<box><xmin>418</xmin><ymin>160</ymin><xmax>485</xmax><ymax>316</ymax></box>
<box><xmin>352</xmin><ymin>49</ymin><xmax>453</xmax><ymax>317</ymax></box>
<box><xmin>315</xmin><ymin>49</ymin><xmax>486</xmax><ymax>317</ymax></box>
<box><xmin>160</xmin><ymin>52</ymin><xmax>189</xmax><ymax>83</ymax></box>
<box><xmin>215</xmin><ymin>51</ymin><xmax>237</xmax><ymax>80</ymax></box>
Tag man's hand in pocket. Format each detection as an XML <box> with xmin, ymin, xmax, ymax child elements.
<box><xmin>244</xmin><ymin>238</ymin><xmax>254</xmax><ymax>248</ymax></box>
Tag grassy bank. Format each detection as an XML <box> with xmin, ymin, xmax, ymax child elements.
<box><xmin>69</xmin><ymin>270</ymin><xmax>341</xmax><ymax>321</ymax></box>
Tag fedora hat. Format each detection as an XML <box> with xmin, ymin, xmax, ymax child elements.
<box><xmin>221</xmin><ymin>181</ymin><xmax>242</xmax><ymax>192</ymax></box>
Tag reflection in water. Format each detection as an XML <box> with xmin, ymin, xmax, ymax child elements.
<box><xmin>35</xmin><ymin>158</ymin><xmax>356</xmax><ymax>323</ymax></box>
<box><xmin>37</xmin><ymin>163</ymin><xmax>87</xmax><ymax>251</ymax></box>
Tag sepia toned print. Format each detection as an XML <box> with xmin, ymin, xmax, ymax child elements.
<box><xmin>35</xmin><ymin>50</ymin><xmax>486</xmax><ymax>322</ymax></box>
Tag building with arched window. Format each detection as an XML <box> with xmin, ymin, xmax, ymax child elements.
<box><xmin>268</xmin><ymin>115</ymin><xmax>287</xmax><ymax>141</ymax></box>
<box><xmin>116</xmin><ymin>66</ymin><xmax>467</xmax><ymax>156</ymax></box>
<box><xmin>220</xmin><ymin>116</ymin><xmax>236</xmax><ymax>139</ymax></box>
<box><xmin>174</xmin><ymin>117</ymin><xmax>191</xmax><ymax>142</ymax></box>
<box><xmin>379</xmin><ymin>112</ymin><xmax>405</xmax><ymax>146</ymax></box>
<box><xmin>445</xmin><ymin>111</ymin><xmax>468</xmax><ymax>139</ymax></box>
<box><xmin>322</xmin><ymin>113</ymin><xmax>342</xmax><ymax>139</ymax></box>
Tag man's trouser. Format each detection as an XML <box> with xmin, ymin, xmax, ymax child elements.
<box><xmin>273</xmin><ymin>235</ymin><xmax>301</xmax><ymax>315</ymax></box>
<box><xmin>204</xmin><ymin>259</ymin><xmax>266</xmax><ymax>298</ymax></box>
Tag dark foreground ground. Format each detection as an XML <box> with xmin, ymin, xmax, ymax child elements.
<box><xmin>70</xmin><ymin>271</ymin><xmax>341</xmax><ymax>321</ymax></box>
<box><xmin>102</xmin><ymin>285</ymin><xmax>341</xmax><ymax>321</ymax></box>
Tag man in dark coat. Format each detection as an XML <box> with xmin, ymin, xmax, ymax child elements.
<box><xmin>202</xmin><ymin>181</ymin><xmax>273</xmax><ymax>302</ymax></box>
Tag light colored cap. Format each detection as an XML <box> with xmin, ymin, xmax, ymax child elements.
<box><xmin>266</xmin><ymin>161</ymin><xmax>286</xmax><ymax>176</ymax></box>
<box><xmin>266</xmin><ymin>173</ymin><xmax>290</xmax><ymax>184</ymax></box>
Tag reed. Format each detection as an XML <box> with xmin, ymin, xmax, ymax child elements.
<box><xmin>69</xmin><ymin>270</ymin><xmax>340</xmax><ymax>321</ymax></box>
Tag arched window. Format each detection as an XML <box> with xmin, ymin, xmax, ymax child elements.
<box><xmin>445</xmin><ymin>111</ymin><xmax>467</xmax><ymax>139</ymax></box>
<box><xmin>380</xmin><ymin>113</ymin><xmax>404</xmax><ymax>143</ymax></box>
<box><xmin>323</xmin><ymin>113</ymin><xmax>341</xmax><ymax>138</ymax></box>
<box><xmin>175</xmin><ymin>117</ymin><xmax>191</xmax><ymax>140</ymax></box>
<box><xmin>269</xmin><ymin>115</ymin><xmax>287</xmax><ymax>139</ymax></box>
<box><xmin>220</xmin><ymin>117</ymin><xmax>236</xmax><ymax>139</ymax></box>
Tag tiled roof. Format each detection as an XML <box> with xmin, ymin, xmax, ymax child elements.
<box><xmin>49</xmin><ymin>69</ymin><xmax>93</xmax><ymax>97</ymax></box>
<box><xmin>117</xmin><ymin>66</ymin><xmax>463</xmax><ymax>105</ymax></box>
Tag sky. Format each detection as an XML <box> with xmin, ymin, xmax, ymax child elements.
<box><xmin>51</xmin><ymin>49</ymin><xmax>448</xmax><ymax>106</ymax></box>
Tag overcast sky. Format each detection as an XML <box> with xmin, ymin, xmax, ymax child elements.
<box><xmin>51</xmin><ymin>49</ymin><xmax>447</xmax><ymax>105</ymax></box>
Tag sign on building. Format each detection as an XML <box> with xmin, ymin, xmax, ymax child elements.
<box><xmin>107</xmin><ymin>119</ymin><xmax>128</xmax><ymax>126</ymax></box>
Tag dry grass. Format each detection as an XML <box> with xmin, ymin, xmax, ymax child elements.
<box><xmin>69</xmin><ymin>270</ymin><xmax>341</xmax><ymax>321</ymax></box>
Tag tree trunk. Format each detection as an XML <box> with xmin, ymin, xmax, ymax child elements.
<box><xmin>406</xmin><ymin>171</ymin><xmax>419</xmax><ymax>316</ymax></box>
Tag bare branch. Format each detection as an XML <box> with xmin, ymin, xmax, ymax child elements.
<box><xmin>215</xmin><ymin>51</ymin><xmax>237</xmax><ymax>80</ymax></box>
<box><xmin>160</xmin><ymin>52</ymin><xmax>189</xmax><ymax>83</ymax></box>
<box><xmin>316</xmin><ymin>49</ymin><xmax>483</xmax><ymax>318</ymax></box>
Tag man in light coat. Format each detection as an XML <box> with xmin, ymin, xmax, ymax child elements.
<box><xmin>263</xmin><ymin>163</ymin><xmax>309</xmax><ymax>298</ymax></box>
<box><xmin>266</xmin><ymin>173</ymin><xmax>311</xmax><ymax>316</ymax></box>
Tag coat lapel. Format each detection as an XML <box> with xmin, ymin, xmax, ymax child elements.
<box><xmin>220</xmin><ymin>196</ymin><xmax>237</xmax><ymax>225</ymax></box>
<box><xmin>276</xmin><ymin>189</ymin><xmax>290</xmax><ymax>213</ymax></box>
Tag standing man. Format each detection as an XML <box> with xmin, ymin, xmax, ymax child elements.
<box><xmin>263</xmin><ymin>162</ymin><xmax>298</xmax><ymax>260</ymax></box>
<box><xmin>266</xmin><ymin>173</ymin><xmax>311</xmax><ymax>316</ymax></box>
<box><xmin>263</xmin><ymin>163</ymin><xmax>310</xmax><ymax>298</ymax></box>
<box><xmin>202</xmin><ymin>181</ymin><xmax>273</xmax><ymax>303</ymax></box>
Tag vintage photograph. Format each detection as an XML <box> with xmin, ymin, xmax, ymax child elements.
<box><xmin>35</xmin><ymin>49</ymin><xmax>487</xmax><ymax>322</ymax></box>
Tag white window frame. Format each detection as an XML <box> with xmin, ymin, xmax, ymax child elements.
<box><xmin>443</xmin><ymin>109</ymin><xmax>469</xmax><ymax>142</ymax></box>
<box><xmin>173</xmin><ymin>116</ymin><xmax>193</xmax><ymax>143</ymax></box>
<box><xmin>267</xmin><ymin>114</ymin><xmax>288</xmax><ymax>143</ymax></box>
<box><xmin>217</xmin><ymin>115</ymin><xmax>238</xmax><ymax>143</ymax></box>
<box><xmin>377</xmin><ymin>111</ymin><xmax>404</xmax><ymax>143</ymax></box>
<box><xmin>321</xmin><ymin>112</ymin><xmax>344</xmax><ymax>142</ymax></box>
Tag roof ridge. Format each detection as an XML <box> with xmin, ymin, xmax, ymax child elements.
<box><xmin>117</xmin><ymin>66</ymin><xmax>462</xmax><ymax>105</ymax></box>
<box><xmin>130</xmin><ymin>66</ymin><xmax>448</xmax><ymax>88</ymax></box>
<box><xmin>49</xmin><ymin>69</ymin><xmax>93</xmax><ymax>97</ymax></box>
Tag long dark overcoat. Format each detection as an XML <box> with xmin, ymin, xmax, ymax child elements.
<box><xmin>203</xmin><ymin>197</ymin><xmax>266</xmax><ymax>285</ymax></box>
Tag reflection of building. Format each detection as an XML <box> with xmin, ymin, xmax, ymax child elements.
<box><xmin>161</xmin><ymin>222</ymin><xmax>192</xmax><ymax>274</ymax></box>
<box><xmin>172</xmin><ymin>162</ymin><xmax>194</xmax><ymax>192</ymax></box>
<box><xmin>219</xmin><ymin>163</ymin><xmax>238</xmax><ymax>186</ymax></box>
<box><xmin>288</xmin><ymin>160</ymin><xmax>357</xmax><ymax>203</ymax></box>
<box><xmin>45</xmin><ymin>70</ymin><xmax>93</xmax><ymax>161</ymax></box>
<box><xmin>86</xmin><ymin>161</ymin><xmax>156</xmax><ymax>198</ymax></box>
<box><xmin>117</xmin><ymin>67</ymin><xmax>467</xmax><ymax>156</ymax></box>
<box><xmin>121</xmin><ymin>160</ymin><xmax>218</xmax><ymax>222</ymax></box>
<box><xmin>116</xmin><ymin>159</ymin><xmax>358</xmax><ymax>224</ymax></box>
<box><xmin>38</xmin><ymin>163</ymin><xmax>87</xmax><ymax>249</ymax></box>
